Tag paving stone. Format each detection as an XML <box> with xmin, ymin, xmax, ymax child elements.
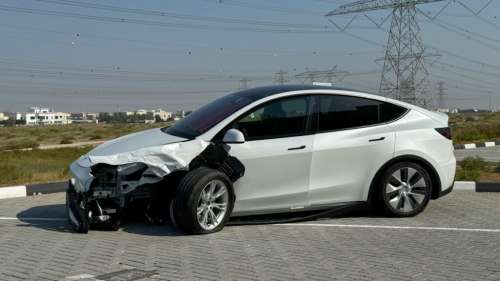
<box><xmin>0</xmin><ymin>191</ymin><xmax>498</xmax><ymax>280</ymax></box>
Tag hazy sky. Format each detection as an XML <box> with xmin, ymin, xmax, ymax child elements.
<box><xmin>0</xmin><ymin>0</ymin><xmax>499</xmax><ymax>112</ymax></box>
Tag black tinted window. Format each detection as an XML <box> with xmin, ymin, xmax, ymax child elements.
<box><xmin>316</xmin><ymin>95</ymin><xmax>407</xmax><ymax>131</ymax></box>
<box><xmin>380</xmin><ymin>102</ymin><xmax>408</xmax><ymax>122</ymax></box>
<box><xmin>234</xmin><ymin>96</ymin><xmax>310</xmax><ymax>140</ymax></box>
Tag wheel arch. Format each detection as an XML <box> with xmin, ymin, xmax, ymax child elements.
<box><xmin>367</xmin><ymin>155</ymin><xmax>442</xmax><ymax>203</ymax></box>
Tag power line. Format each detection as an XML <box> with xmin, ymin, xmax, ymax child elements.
<box><xmin>0</xmin><ymin>4</ymin><xmax>349</xmax><ymax>34</ymax></box>
<box><xmin>32</xmin><ymin>0</ymin><xmax>364</xmax><ymax>30</ymax></box>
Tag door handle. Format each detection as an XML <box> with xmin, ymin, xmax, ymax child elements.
<box><xmin>288</xmin><ymin>145</ymin><xmax>306</xmax><ymax>151</ymax></box>
<box><xmin>369</xmin><ymin>137</ymin><xmax>386</xmax><ymax>142</ymax></box>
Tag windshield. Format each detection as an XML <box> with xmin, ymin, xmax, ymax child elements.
<box><xmin>164</xmin><ymin>93</ymin><xmax>255</xmax><ymax>139</ymax></box>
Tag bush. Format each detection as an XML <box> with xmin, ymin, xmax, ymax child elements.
<box><xmin>60</xmin><ymin>136</ymin><xmax>75</xmax><ymax>144</ymax></box>
<box><xmin>89</xmin><ymin>134</ymin><xmax>103</xmax><ymax>140</ymax></box>
<box><xmin>456</xmin><ymin>157</ymin><xmax>487</xmax><ymax>181</ymax></box>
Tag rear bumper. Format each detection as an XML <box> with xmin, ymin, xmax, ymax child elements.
<box><xmin>438</xmin><ymin>181</ymin><xmax>454</xmax><ymax>198</ymax></box>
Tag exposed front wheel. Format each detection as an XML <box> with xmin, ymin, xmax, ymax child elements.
<box><xmin>66</xmin><ymin>187</ymin><xmax>90</xmax><ymax>233</ymax></box>
<box><xmin>378</xmin><ymin>162</ymin><xmax>432</xmax><ymax>217</ymax></box>
<box><xmin>170</xmin><ymin>168</ymin><xmax>234</xmax><ymax>234</ymax></box>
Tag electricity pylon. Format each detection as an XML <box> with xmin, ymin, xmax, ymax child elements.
<box><xmin>326</xmin><ymin>0</ymin><xmax>444</xmax><ymax>108</ymax></box>
<box><xmin>238</xmin><ymin>77</ymin><xmax>249</xmax><ymax>90</ymax></box>
<box><xmin>437</xmin><ymin>81</ymin><xmax>447</xmax><ymax>109</ymax></box>
<box><xmin>295</xmin><ymin>66</ymin><xmax>349</xmax><ymax>84</ymax></box>
<box><xmin>274</xmin><ymin>69</ymin><xmax>289</xmax><ymax>85</ymax></box>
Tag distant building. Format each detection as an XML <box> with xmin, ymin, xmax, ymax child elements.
<box><xmin>175</xmin><ymin>110</ymin><xmax>186</xmax><ymax>120</ymax></box>
<box><xmin>152</xmin><ymin>109</ymin><xmax>172</xmax><ymax>121</ymax></box>
<box><xmin>0</xmin><ymin>112</ymin><xmax>9</xmax><ymax>121</ymax></box>
<box><xmin>69</xmin><ymin>112</ymin><xmax>99</xmax><ymax>124</ymax></box>
<box><xmin>21</xmin><ymin>107</ymin><xmax>70</xmax><ymax>126</ymax></box>
<box><xmin>135</xmin><ymin>109</ymin><xmax>148</xmax><ymax>116</ymax></box>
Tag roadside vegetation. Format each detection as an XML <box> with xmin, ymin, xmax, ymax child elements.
<box><xmin>0</xmin><ymin>122</ymin><xmax>171</xmax><ymax>151</ymax></box>
<box><xmin>0</xmin><ymin>146</ymin><xmax>92</xmax><ymax>186</ymax></box>
<box><xmin>456</xmin><ymin>156</ymin><xmax>500</xmax><ymax>182</ymax></box>
<box><xmin>450</xmin><ymin>111</ymin><xmax>500</xmax><ymax>144</ymax></box>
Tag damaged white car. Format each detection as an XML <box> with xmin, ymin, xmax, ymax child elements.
<box><xmin>68</xmin><ymin>85</ymin><xmax>456</xmax><ymax>234</ymax></box>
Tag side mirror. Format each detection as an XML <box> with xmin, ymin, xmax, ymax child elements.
<box><xmin>222</xmin><ymin>129</ymin><xmax>245</xmax><ymax>144</ymax></box>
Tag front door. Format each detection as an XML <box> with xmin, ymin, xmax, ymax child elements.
<box><xmin>226</xmin><ymin>95</ymin><xmax>314</xmax><ymax>215</ymax></box>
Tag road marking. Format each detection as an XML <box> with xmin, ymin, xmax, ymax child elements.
<box><xmin>277</xmin><ymin>223</ymin><xmax>500</xmax><ymax>233</ymax></box>
<box><xmin>0</xmin><ymin>217</ymin><xmax>66</xmax><ymax>221</ymax></box>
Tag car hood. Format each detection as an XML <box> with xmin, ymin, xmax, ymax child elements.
<box><xmin>72</xmin><ymin>128</ymin><xmax>210</xmax><ymax>191</ymax></box>
<box><xmin>90</xmin><ymin>128</ymin><xmax>186</xmax><ymax>157</ymax></box>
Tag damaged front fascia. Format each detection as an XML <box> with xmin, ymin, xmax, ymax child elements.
<box><xmin>70</xmin><ymin>139</ymin><xmax>210</xmax><ymax>193</ymax></box>
<box><xmin>70</xmin><ymin>139</ymin><xmax>245</xmax><ymax>194</ymax></box>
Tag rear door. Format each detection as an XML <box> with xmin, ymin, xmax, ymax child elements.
<box><xmin>309</xmin><ymin>95</ymin><xmax>406</xmax><ymax>205</ymax></box>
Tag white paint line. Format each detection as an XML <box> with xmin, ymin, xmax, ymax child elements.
<box><xmin>454</xmin><ymin>181</ymin><xmax>476</xmax><ymax>191</ymax></box>
<box><xmin>0</xmin><ymin>186</ymin><xmax>26</xmax><ymax>199</ymax></box>
<box><xmin>277</xmin><ymin>223</ymin><xmax>500</xmax><ymax>233</ymax></box>
<box><xmin>65</xmin><ymin>274</ymin><xmax>96</xmax><ymax>280</ymax></box>
<box><xmin>464</xmin><ymin>143</ymin><xmax>476</xmax><ymax>149</ymax></box>
<box><xmin>485</xmin><ymin>142</ymin><xmax>496</xmax><ymax>147</ymax></box>
<box><xmin>0</xmin><ymin>217</ymin><xmax>66</xmax><ymax>221</ymax></box>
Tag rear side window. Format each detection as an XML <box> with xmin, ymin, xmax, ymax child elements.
<box><xmin>316</xmin><ymin>95</ymin><xmax>407</xmax><ymax>132</ymax></box>
<box><xmin>380</xmin><ymin>102</ymin><xmax>408</xmax><ymax>122</ymax></box>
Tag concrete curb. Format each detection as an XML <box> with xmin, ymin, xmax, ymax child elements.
<box><xmin>1</xmin><ymin>180</ymin><xmax>499</xmax><ymax>200</ymax></box>
<box><xmin>0</xmin><ymin>181</ymin><xmax>68</xmax><ymax>199</ymax></box>
<box><xmin>454</xmin><ymin>141</ymin><xmax>500</xmax><ymax>150</ymax></box>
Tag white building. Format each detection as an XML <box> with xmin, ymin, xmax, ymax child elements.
<box><xmin>152</xmin><ymin>109</ymin><xmax>172</xmax><ymax>121</ymax></box>
<box><xmin>22</xmin><ymin>107</ymin><xmax>70</xmax><ymax>126</ymax></box>
<box><xmin>0</xmin><ymin>112</ymin><xmax>9</xmax><ymax>121</ymax></box>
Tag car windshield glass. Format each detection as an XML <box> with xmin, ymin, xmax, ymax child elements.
<box><xmin>164</xmin><ymin>93</ymin><xmax>254</xmax><ymax>139</ymax></box>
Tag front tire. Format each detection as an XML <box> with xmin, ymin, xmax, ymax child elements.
<box><xmin>378</xmin><ymin>162</ymin><xmax>432</xmax><ymax>217</ymax></box>
<box><xmin>170</xmin><ymin>167</ymin><xmax>234</xmax><ymax>234</ymax></box>
<box><xmin>66</xmin><ymin>187</ymin><xmax>90</xmax><ymax>233</ymax></box>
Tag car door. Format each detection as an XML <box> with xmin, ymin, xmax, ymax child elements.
<box><xmin>224</xmin><ymin>95</ymin><xmax>314</xmax><ymax>215</ymax></box>
<box><xmin>309</xmin><ymin>94</ymin><xmax>403</xmax><ymax>206</ymax></box>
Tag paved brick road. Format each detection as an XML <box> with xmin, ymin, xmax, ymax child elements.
<box><xmin>0</xmin><ymin>191</ymin><xmax>499</xmax><ymax>281</ymax></box>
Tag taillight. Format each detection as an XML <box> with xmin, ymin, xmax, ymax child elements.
<box><xmin>435</xmin><ymin>127</ymin><xmax>452</xmax><ymax>140</ymax></box>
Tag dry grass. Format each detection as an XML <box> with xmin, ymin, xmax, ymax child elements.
<box><xmin>0</xmin><ymin>122</ymin><xmax>171</xmax><ymax>151</ymax></box>
<box><xmin>450</xmin><ymin>112</ymin><xmax>500</xmax><ymax>144</ymax></box>
<box><xmin>0</xmin><ymin>146</ymin><xmax>93</xmax><ymax>187</ymax></box>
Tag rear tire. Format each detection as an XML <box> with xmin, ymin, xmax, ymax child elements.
<box><xmin>170</xmin><ymin>167</ymin><xmax>234</xmax><ymax>234</ymax></box>
<box><xmin>377</xmin><ymin>162</ymin><xmax>432</xmax><ymax>217</ymax></box>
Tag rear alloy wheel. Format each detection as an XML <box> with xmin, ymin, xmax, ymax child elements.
<box><xmin>379</xmin><ymin>162</ymin><xmax>431</xmax><ymax>217</ymax></box>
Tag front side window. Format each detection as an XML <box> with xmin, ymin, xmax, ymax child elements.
<box><xmin>316</xmin><ymin>95</ymin><xmax>407</xmax><ymax>132</ymax></box>
<box><xmin>233</xmin><ymin>96</ymin><xmax>311</xmax><ymax>141</ymax></box>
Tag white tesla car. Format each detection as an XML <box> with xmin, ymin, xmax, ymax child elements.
<box><xmin>67</xmin><ymin>85</ymin><xmax>456</xmax><ymax>234</ymax></box>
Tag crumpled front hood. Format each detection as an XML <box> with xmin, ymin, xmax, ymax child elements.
<box><xmin>70</xmin><ymin>128</ymin><xmax>210</xmax><ymax>192</ymax></box>
<box><xmin>90</xmin><ymin>128</ymin><xmax>186</xmax><ymax>157</ymax></box>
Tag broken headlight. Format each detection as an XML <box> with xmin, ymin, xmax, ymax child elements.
<box><xmin>117</xmin><ymin>163</ymin><xmax>148</xmax><ymax>181</ymax></box>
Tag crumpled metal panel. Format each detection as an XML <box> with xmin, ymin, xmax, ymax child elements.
<box><xmin>70</xmin><ymin>135</ymin><xmax>209</xmax><ymax>193</ymax></box>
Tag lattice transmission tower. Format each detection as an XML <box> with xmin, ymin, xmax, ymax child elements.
<box><xmin>326</xmin><ymin>0</ymin><xmax>444</xmax><ymax>108</ymax></box>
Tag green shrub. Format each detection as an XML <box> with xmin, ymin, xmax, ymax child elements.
<box><xmin>456</xmin><ymin>157</ymin><xmax>487</xmax><ymax>181</ymax></box>
<box><xmin>60</xmin><ymin>136</ymin><xmax>75</xmax><ymax>144</ymax></box>
<box><xmin>89</xmin><ymin>134</ymin><xmax>103</xmax><ymax>140</ymax></box>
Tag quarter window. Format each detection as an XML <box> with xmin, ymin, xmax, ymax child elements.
<box><xmin>316</xmin><ymin>95</ymin><xmax>407</xmax><ymax>132</ymax></box>
<box><xmin>233</xmin><ymin>96</ymin><xmax>310</xmax><ymax>140</ymax></box>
